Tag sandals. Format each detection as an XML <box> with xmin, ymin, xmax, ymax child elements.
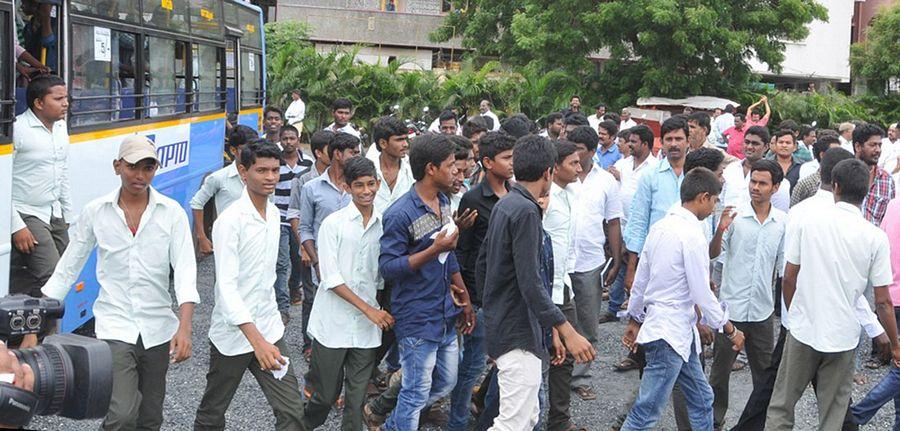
<box><xmin>614</xmin><ymin>357</ymin><xmax>640</xmax><ymax>372</ymax></box>
<box><xmin>572</xmin><ymin>385</ymin><xmax>597</xmax><ymax>401</ymax></box>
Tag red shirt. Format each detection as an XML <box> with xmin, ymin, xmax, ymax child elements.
<box><xmin>723</xmin><ymin>126</ymin><xmax>746</xmax><ymax>159</ymax></box>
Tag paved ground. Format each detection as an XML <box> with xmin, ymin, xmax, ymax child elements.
<box><xmin>31</xmin><ymin>257</ymin><xmax>898</xmax><ymax>430</ymax></box>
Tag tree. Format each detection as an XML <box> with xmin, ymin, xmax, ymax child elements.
<box><xmin>433</xmin><ymin>0</ymin><xmax>827</xmax><ymax>102</ymax></box>
<box><xmin>851</xmin><ymin>4</ymin><xmax>900</xmax><ymax>94</ymax></box>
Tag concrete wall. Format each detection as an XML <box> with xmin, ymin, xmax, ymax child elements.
<box><xmin>314</xmin><ymin>43</ymin><xmax>434</xmax><ymax>70</ymax></box>
<box><xmin>747</xmin><ymin>0</ymin><xmax>853</xmax><ymax>82</ymax></box>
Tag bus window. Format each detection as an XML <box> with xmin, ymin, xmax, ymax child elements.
<box><xmin>19</xmin><ymin>0</ymin><xmax>59</xmax><ymax>74</ymax></box>
<box><xmin>240</xmin><ymin>51</ymin><xmax>261</xmax><ymax>108</ymax></box>
<box><xmin>144</xmin><ymin>36</ymin><xmax>188</xmax><ymax>118</ymax></box>
<box><xmin>69</xmin><ymin>24</ymin><xmax>139</xmax><ymax>127</ymax></box>
<box><xmin>142</xmin><ymin>0</ymin><xmax>188</xmax><ymax>34</ymax></box>
<box><xmin>225</xmin><ymin>40</ymin><xmax>236</xmax><ymax>114</ymax></box>
<box><xmin>192</xmin><ymin>43</ymin><xmax>223</xmax><ymax>112</ymax></box>
<box><xmin>238</xmin><ymin>7</ymin><xmax>259</xmax><ymax>50</ymax></box>
<box><xmin>1</xmin><ymin>6</ymin><xmax>11</xmax><ymax>142</ymax></box>
<box><xmin>223</xmin><ymin>1</ymin><xmax>238</xmax><ymax>29</ymax></box>
<box><xmin>70</xmin><ymin>0</ymin><xmax>140</xmax><ymax>23</ymax></box>
<box><xmin>190</xmin><ymin>0</ymin><xmax>223</xmax><ymax>40</ymax></box>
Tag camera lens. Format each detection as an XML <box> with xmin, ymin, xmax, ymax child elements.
<box><xmin>12</xmin><ymin>345</ymin><xmax>74</xmax><ymax>416</ymax></box>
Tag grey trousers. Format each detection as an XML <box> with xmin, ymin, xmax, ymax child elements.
<box><xmin>709</xmin><ymin>316</ymin><xmax>775</xmax><ymax>429</ymax></box>
<box><xmin>301</xmin><ymin>340</ymin><xmax>378</xmax><ymax>430</ymax></box>
<box><xmin>194</xmin><ymin>339</ymin><xmax>305</xmax><ymax>431</ymax></box>
<box><xmin>102</xmin><ymin>338</ymin><xmax>170</xmax><ymax>431</ymax></box>
<box><xmin>765</xmin><ymin>332</ymin><xmax>855</xmax><ymax>431</ymax></box>
<box><xmin>570</xmin><ymin>265</ymin><xmax>603</xmax><ymax>387</ymax></box>
<box><xmin>548</xmin><ymin>286</ymin><xmax>577</xmax><ymax>431</ymax></box>
<box><xmin>9</xmin><ymin>214</ymin><xmax>68</xmax><ymax>298</ymax></box>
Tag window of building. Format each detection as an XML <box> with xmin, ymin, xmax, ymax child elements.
<box><xmin>69</xmin><ymin>24</ymin><xmax>139</xmax><ymax>127</ymax></box>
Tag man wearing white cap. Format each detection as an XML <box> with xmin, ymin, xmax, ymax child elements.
<box><xmin>40</xmin><ymin>135</ymin><xmax>199</xmax><ymax>430</ymax></box>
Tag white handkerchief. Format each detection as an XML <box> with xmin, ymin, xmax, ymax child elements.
<box><xmin>272</xmin><ymin>356</ymin><xmax>290</xmax><ymax>380</ymax></box>
<box><xmin>430</xmin><ymin>222</ymin><xmax>458</xmax><ymax>264</ymax></box>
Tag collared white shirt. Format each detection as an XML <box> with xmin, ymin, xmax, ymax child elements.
<box><xmin>721</xmin><ymin>160</ymin><xmax>791</xmax><ymax>212</ymax></box>
<box><xmin>619</xmin><ymin>119</ymin><xmax>638</xmax><ymax>130</ymax></box>
<box><xmin>544</xmin><ymin>182</ymin><xmax>577</xmax><ymax>305</ymax></box>
<box><xmin>482</xmin><ymin>111</ymin><xmax>500</xmax><ymax>131</ymax></box>
<box><xmin>839</xmin><ymin>136</ymin><xmax>854</xmax><ymax>153</ymax></box>
<box><xmin>307</xmin><ymin>203</ymin><xmax>384</xmax><ymax>349</ymax></box>
<box><xmin>42</xmin><ymin>187</ymin><xmax>199</xmax><ymax>348</ymax></box>
<box><xmin>627</xmin><ymin>206</ymin><xmax>730</xmax><ymax>362</ymax></box>
<box><xmin>719</xmin><ymin>203</ymin><xmax>786</xmax><ymax>322</ymax></box>
<box><xmin>587</xmin><ymin>114</ymin><xmax>602</xmax><ymax>131</ymax></box>
<box><xmin>450</xmin><ymin>191</ymin><xmax>464</xmax><ymax>212</ymax></box>
<box><xmin>373</xmin><ymin>156</ymin><xmax>415</xmax><ymax>214</ymax></box>
<box><xmin>798</xmin><ymin>159</ymin><xmax>819</xmax><ymax>181</ymax></box>
<box><xmin>324</xmin><ymin>123</ymin><xmax>360</xmax><ymax>138</ymax></box>
<box><xmin>572</xmin><ymin>164</ymin><xmax>623</xmax><ymax>273</ymax></box>
<box><xmin>285</xmin><ymin>99</ymin><xmax>306</xmax><ymax>126</ymax></box>
<box><xmin>880</xmin><ymin>138</ymin><xmax>899</xmax><ymax>168</ymax></box>
<box><xmin>783</xmin><ymin>190</ymin><xmax>885</xmax><ymax>340</ymax></box>
<box><xmin>11</xmin><ymin>109</ymin><xmax>71</xmax><ymax>232</ymax></box>
<box><xmin>189</xmin><ymin>163</ymin><xmax>244</xmax><ymax>213</ymax></box>
<box><xmin>208</xmin><ymin>191</ymin><xmax>284</xmax><ymax>356</ymax></box>
<box><xmin>786</xmin><ymin>201</ymin><xmax>893</xmax><ymax>353</ymax></box>
<box><xmin>613</xmin><ymin>155</ymin><xmax>658</xmax><ymax>228</ymax></box>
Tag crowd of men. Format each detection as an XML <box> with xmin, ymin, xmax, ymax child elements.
<box><xmin>8</xmin><ymin>74</ymin><xmax>900</xmax><ymax>431</ymax></box>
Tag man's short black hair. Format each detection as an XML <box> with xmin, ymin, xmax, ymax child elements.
<box><xmin>500</xmin><ymin>115</ymin><xmax>532</xmax><ymax>139</ymax></box>
<box><xmin>660</xmin><ymin>116</ymin><xmax>689</xmax><ymax>140</ymax></box>
<box><xmin>481</xmin><ymin>115</ymin><xmax>495</xmax><ymax>131</ymax></box>
<box><xmin>240</xmin><ymin>140</ymin><xmax>283</xmax><ymax>169</ymax></box>
<box><xmin>680</xmin><ymin>167</ymin><xmax>722</xmax><ymax>203</ymax></box>
<box><xmin>778</xmin><ymin>119</ymin><xmax>799</xmax><ymax>134</ymax></box>
<box><xmin>332</xmin><ymin>98</ymin><xmax>353</xmax><ymax>111</ymax></box>
<box><xmin>26</xmin><ymin>74</ymin><xmax>66</xmax><ymax>110</ymax></box>
<box><xmin>264</xmin><ymin>105</ymin><xmax>283</xmax><ymax>120</ymax></box>
<box><xmin>479</xmin><ymin>131</ymin><xmax>516</xmax><ymax>161</ymax></box>
<box><xmin>409</xmin><ymin>134</ymin><xmax>455</xmax><ymax>181</ymax></box>
<box><xmin>564</xmin><ymin>112</ymin><xmax>589</xmax><ymax>126</ymax></box>
<box><xmin>279</xmin><ymin>124</ymin><xmax>299</xmax><ymax>138</ymax></box>
<box><xmin>831</xmin><ymin>158</ymin><xmax>871</xmax><ymax>205</ymax></box>
<box><xmin>373</xmin><ymin>116</ymin><xmax>407</xmax><ymax>151</ymax></box>
<box><xmin>594</xmin><ymin>102</ymin><xmax>606</xmax><ymax>109</ymax></box>
<box><xmin>570</xmin><ymin>95</ymin><xmax>581</xmax><ymax>101</ymax></box>
<box><xmin>545</xmin><ymin>112</ymin><xmax>564</xmax><ymax>127</ymax></box>
<box><xmin>343</xmin><ymin>156</ymin><xmax>377</xmax><ymax>184</ymax></box>
<box><xmin>617</xmin><ymin>129</ymin><xmax>631</xmax><ymax>142</ymax></box>
<box><xmin>750</xmin><ymin>159</ymin><xmax>784</xmax><ymax>185</ymax></box>
<box><xmin>597</xmin><ymin>120</ymin><xmax>618</xmax><ymax>136</ymax></box>
<box><xmin>328</xmin><ymin>132</ymin><xmax>360</xmax><ymax>159</ymax></box>
<box><xmin>603</xmin><ymin>112</ymin><xmax>621</xmax><ymax>124</ymax></box>
<box><xmin>684</xmin><ymin>148</ymin><xmax>724</xmax><ymax>173</ymax></box>
<box><xmin>800</xmin><ymin>125</ymin><xmax>816</xmax><ymax>138</ymax></box>
<box><xmin>724</xmin><ymin>104</ymin><xmax>735</xmax><ymax>114</ymax></box>
<box><xmin>820</xmin><ymin>147</ymin><xmax>854</xmax><ymax>185</ymax></box>
<box><xmin>852</xmin><ymin>123</ymin><xmax>885</xmax><ymax>145</ymax></box>
<box><xmin>462</xmin><ymin>116</ymin><xmax>488</xmax><ymax>139</ymax></box>
<box><xmin>449</xmin><ymin>135</ymin><xmax>473</xmax><ymax>161</ymax></box>
<box><xmin>439</xmin><ymin>110</ymin><xmax>458</xmax><ymax>123</ymax></box>
<box><xmin>229</xmin><ymin>125</ymin><xmax>259</xmax><ymax>148</ymax></box>
<box><xmin>745</xmin><ymin>125</ymin><xmax>771</xmax><ymax>144</ymax></box>
<box><xmin>734</xmin><ymin>113</ymin><xmax>746</xmax><ymax>122</ymax></box>
<box><xmin>688</xmin><ymin>112</ymin><xmax>711</xmax><ymax>134</ymax></box>
<box><xmin>813</xmin><ymin>135</ymin><xmax>840</xmax><ymax>162</ymax></box>
<box><xmin>513</xmin><ymin>135</ymin><xmax>555</xmax><ymax>182</ymax></box>
<box><xmin>555</xmin><ymin>140</ymin><xmax>580</xmax><ymax>164</ymax></box>
<box><xmin>630</xmin><ymin>125</ymin><xmax>654</xmax><ymax>149</ymax></box>
<box><xmin>309</xmin><ymin>130</ymin><xmax>335</xmax><ymax>159</ymax></box>
<box><xmin>774</xmin><ymin>129</ymin><xmax>795</xmax><ymax>141</ymax></box>
<box><xmin>567</xmin><ymin>125</ymin><xmax>600</xmax><ymax>153</ymax></box>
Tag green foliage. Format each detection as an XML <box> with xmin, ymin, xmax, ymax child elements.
<box><xmin>433</xmin><ymin>0</ymin><xmax>827</xmax><ymax>103</ymax></box>
<box><xmin>742</xmin><ymin>89</ymin><xmax>899</xmax><ymax>129</ymax></box>
<box><xmin>850</xmin><ymin>4</ymin><xmax>900</xmax><ymax>94</ymax></box>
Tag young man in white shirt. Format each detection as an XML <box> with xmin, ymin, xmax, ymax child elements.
<box><xmin>284</xmin><ymin>89</ymin><xmax>306</xmax><ymax>129</ymax></box>
<box><xmin>302</xmin><ymin>156</ymin><xmax>393</xmax><ymax>430</ymax></box>
<box><xmin>194</xmin><ymin>142</ymin><xmax>305</xmax><ymax>430</ymax></box>
<box><xmin>190</xmin><ymin>125</ymin><xmax>258</xmax><ymax>255</ymax></box>
<box><xmin>721</xmin><ymin>126</ymin><xmax>791</xmax><ymax>212</ymax></box>
<box><xmin>587</xmin><ymin>103</ymin><xmax>606</xmax><ymax>131</ymax></box>
<box><xmin>263</xmin><ymin>106</ymin><xmax>285</xmax><ymax>144</ymax></box>
<box><xmin>10</xmin><ymin>75</ymin><xmax>71</xmax><ymax>300</ymax></box>
<box><xmin>544</xmin><ymin>139</ymin><xmax>587</xmax><ymax>431</ymax></box>
<box><xmin>621</xmin><ymin>167</ymin><xmax>745</xmax><ymax>430</ymax></box>
<box><xmin>707</xmin><ymin>159</ymin><xmax>786</xmax><ymax>430</ymax></box>
<box><xmin>766</xmin><ymin>158</ymin><xmax>900</xmax><ymax>430</ymax></box>
<box><xmin>325</xmin><ymin>98</ymin><xmax>361</xmax><ymax>138</ymax></box>
<box><xmin>371</xmin><ymin>116</ymin><xmax>414</xmax><ymax>214</ymax></box>
<box><xmin>41</xmin><ymin>135</ymin><xmax>198</xmax><ymax>430</ymax></box>
<box><xmin>566</xmin><ymin>125</ymin><xmax>624</xmax><ymax>400</ymax></box>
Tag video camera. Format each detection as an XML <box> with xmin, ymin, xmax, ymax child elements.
<box><xmin>0</xmin><ymin>295</ymin><xmax>112</xmax><ymax>427</ymax></box>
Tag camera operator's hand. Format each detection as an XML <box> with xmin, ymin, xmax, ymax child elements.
<box><xmin>19</xmin><ymin>334</ymin><xmax>38</xmax><ymax>349</ymax></box>
<box><xmin>0</xmin><ymin>344</ymin><xmax>34</xmax><ymax>393</ymax></box>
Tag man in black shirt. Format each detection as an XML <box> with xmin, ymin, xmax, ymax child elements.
<box><xmin>448</xmin><ymin>131</ymin><xmax>516</xmax><ymax>431</ymax></box>
<box><xmin>479</xmin><ymin>135</ymin><xmax>595</xmax><ymax>430</ymax></box>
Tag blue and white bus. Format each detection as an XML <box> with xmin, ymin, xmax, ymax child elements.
<box><xmin>0</xmin><ymin>0</ymin><xmax>266</xmax><ymax>332</ymax></box>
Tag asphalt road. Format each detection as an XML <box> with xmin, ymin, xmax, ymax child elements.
<box><xmin>30</xmin><ymin>257</ymin><xmax>898</xmax><ymax>430</ymax></box>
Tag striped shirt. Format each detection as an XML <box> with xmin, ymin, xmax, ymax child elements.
<box><xmin>274</xmin><ymin>151</ymin><xmax>314</xmax><ymax>226</ymax></box>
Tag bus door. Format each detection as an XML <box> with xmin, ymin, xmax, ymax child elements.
<box><xmin>0</xmin><ymin>0</ymin><xmax>15</xmax><ymax>296</ymax></box>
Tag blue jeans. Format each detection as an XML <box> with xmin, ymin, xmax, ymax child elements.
<box><xmin>852</xmin><ymin>365</ymin><xmax>900</xmax><ymax>430</ymax></box>
<box><xmin>448</xmin><ymin>308</ymin><xmax>486</xmax><ymax>431</ymax></box>
<box><xmin>273</xmin><ymin>226</ymin><xmax>292</xmax><ymax>312</ymax></box>
<box><xmin>622</xmin><ymin>339</ymin><xmax>714</xmax><ymax>430</ymax></box>
<box><xmin>608</xmin><ymin>266</ymin><xmax>627</xmax><ymax>315</ymax></box>
<box><xmin>385</xmin><ymin>331</ymin><xmax>459</xmax><ymax>431</ymax></box>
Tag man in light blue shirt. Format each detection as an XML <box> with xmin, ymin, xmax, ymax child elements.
<box><xmin>594</xmin><ymin>120</ymin><xmax>622</xmax><ymax>169</ymax></box>
<box><xmin>707</xmin><ymin>159</ymin><xmax>785</xmax><ymax>430</ymax></box>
